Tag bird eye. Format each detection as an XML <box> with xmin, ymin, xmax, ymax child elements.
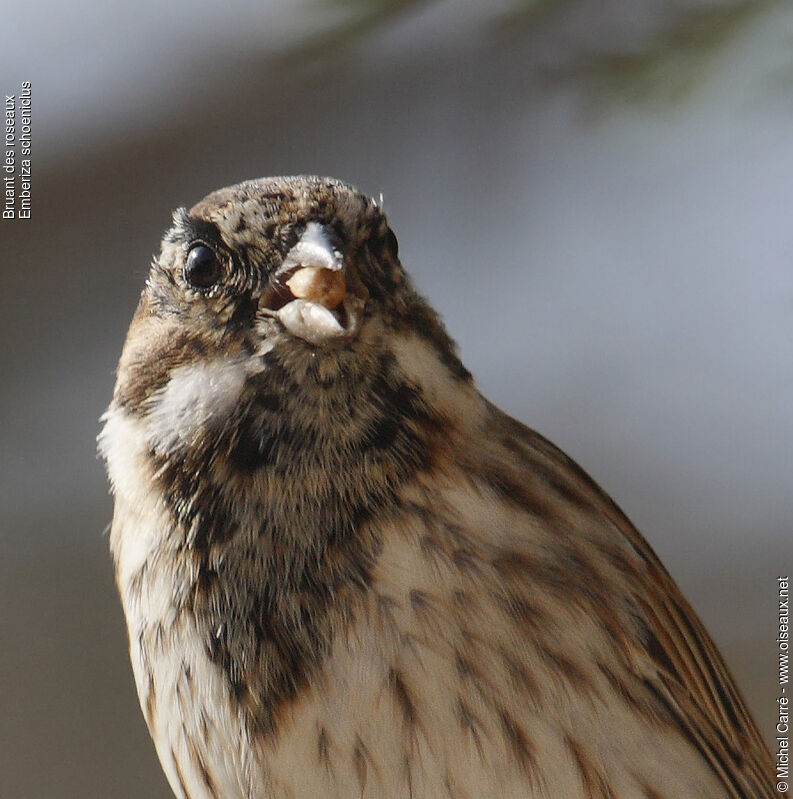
<box><xmin>184</xmin><ymin>244</ymin><xmax>221</xmax><ymax>289</ymax></box>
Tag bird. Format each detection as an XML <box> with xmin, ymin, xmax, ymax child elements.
<box><xmin>100</xmin><ymin>175</ymin><xmax>779</xmax><ymax>799</ymax></box>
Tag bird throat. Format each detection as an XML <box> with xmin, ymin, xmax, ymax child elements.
<box><xmin>145</xmin><ymin>346</ymin><xmax>446</xmax><ymax>737</ymax></box>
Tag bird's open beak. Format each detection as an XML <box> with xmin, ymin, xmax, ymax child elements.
<box><xmin>259</xmin><ymin>222</ymin><xmax>367</xmax><ymax>345</ymax></box>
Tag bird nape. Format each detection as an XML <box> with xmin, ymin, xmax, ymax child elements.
<box><xmin>100</xmin><ymin>176</ymin><xmax>778</xmax><ymax>799</ymax></box>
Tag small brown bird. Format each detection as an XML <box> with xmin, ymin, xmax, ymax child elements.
<box><xmin>100</xmin><ymin>176</ymin><xmax>778</xmax><ymax>798</ymax></box>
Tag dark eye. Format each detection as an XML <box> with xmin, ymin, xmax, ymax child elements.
<box><xmin>184</xmin><ymin>244</ymin><xmax>221</xmax><ymax>289</ymax></box>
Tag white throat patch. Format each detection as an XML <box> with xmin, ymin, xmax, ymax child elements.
<box><xmin>147</xmin><ymin>357</ymin><xmax>248</xmax><ymax>453</ymax></box>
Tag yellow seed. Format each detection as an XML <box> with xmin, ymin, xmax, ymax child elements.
<box><xmin>285</xmin><ymin>266</ymin><xmax>346</xmax><ymax>309</ymax></box>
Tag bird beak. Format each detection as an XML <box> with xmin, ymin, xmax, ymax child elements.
<box><xmin>259</xmin><ymin>222</ymin><xmax>366</xmax><ymax>345</ymax></box>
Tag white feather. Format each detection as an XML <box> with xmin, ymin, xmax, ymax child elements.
<box><xmin>147</xmin><ymin>357</ymin><xmax>248</xmax><ymax>454</ymax></box>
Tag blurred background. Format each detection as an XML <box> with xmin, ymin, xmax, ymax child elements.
<box><xmin>1</xmin><ymin>1</ymin><xmax>791</xmax><ymax>796</ymax></box>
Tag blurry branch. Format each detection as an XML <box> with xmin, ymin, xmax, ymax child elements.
<box><xmin>277</xmin><ymin>0</ymin><xmax>434</xmax><ymax>68</ymax></box>
<box><xmin>491</xmin><ymin>0</ymin><xmax>577</xmax><ymax>32</ymax></box>
<box><xmin>294</xmin><ymin>0</ymin><xmax>782</xmax><ymax>106</ymax></box>
<box><xmin>546</xmin><ymin>1</ymin><xmax>776</xmax><ymax>104</ymax></box>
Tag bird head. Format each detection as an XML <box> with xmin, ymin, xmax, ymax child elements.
<box><xmin>104</xmin><ymin>176</ymin><xmax>472</xmax><ymax>551</ymax></box>
<box><xmin>113</xmin><ymin>176</ymin><xmax>466</xmax><ymax>415</ymax></box>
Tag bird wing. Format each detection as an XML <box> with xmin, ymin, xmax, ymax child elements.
<box><xmin>496</xmin><ymin>410</ymin><xmax>779</xmax><ymax>798</ymax></box>
<box><xmin>621</xmin><ymin>528</ymin><xmax>778</xmax><ymax>798</ymax></box>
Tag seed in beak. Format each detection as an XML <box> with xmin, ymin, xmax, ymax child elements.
<box><xmin>285</xmin><ymin>266</ymin><xmax>346</xmax><ymax>310</ymax></box>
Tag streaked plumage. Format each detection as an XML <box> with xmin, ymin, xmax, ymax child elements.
<box><xmin>100</xmin><ymin>176</ymin><xmax>779</xmax><ymax>798</ymax></box>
